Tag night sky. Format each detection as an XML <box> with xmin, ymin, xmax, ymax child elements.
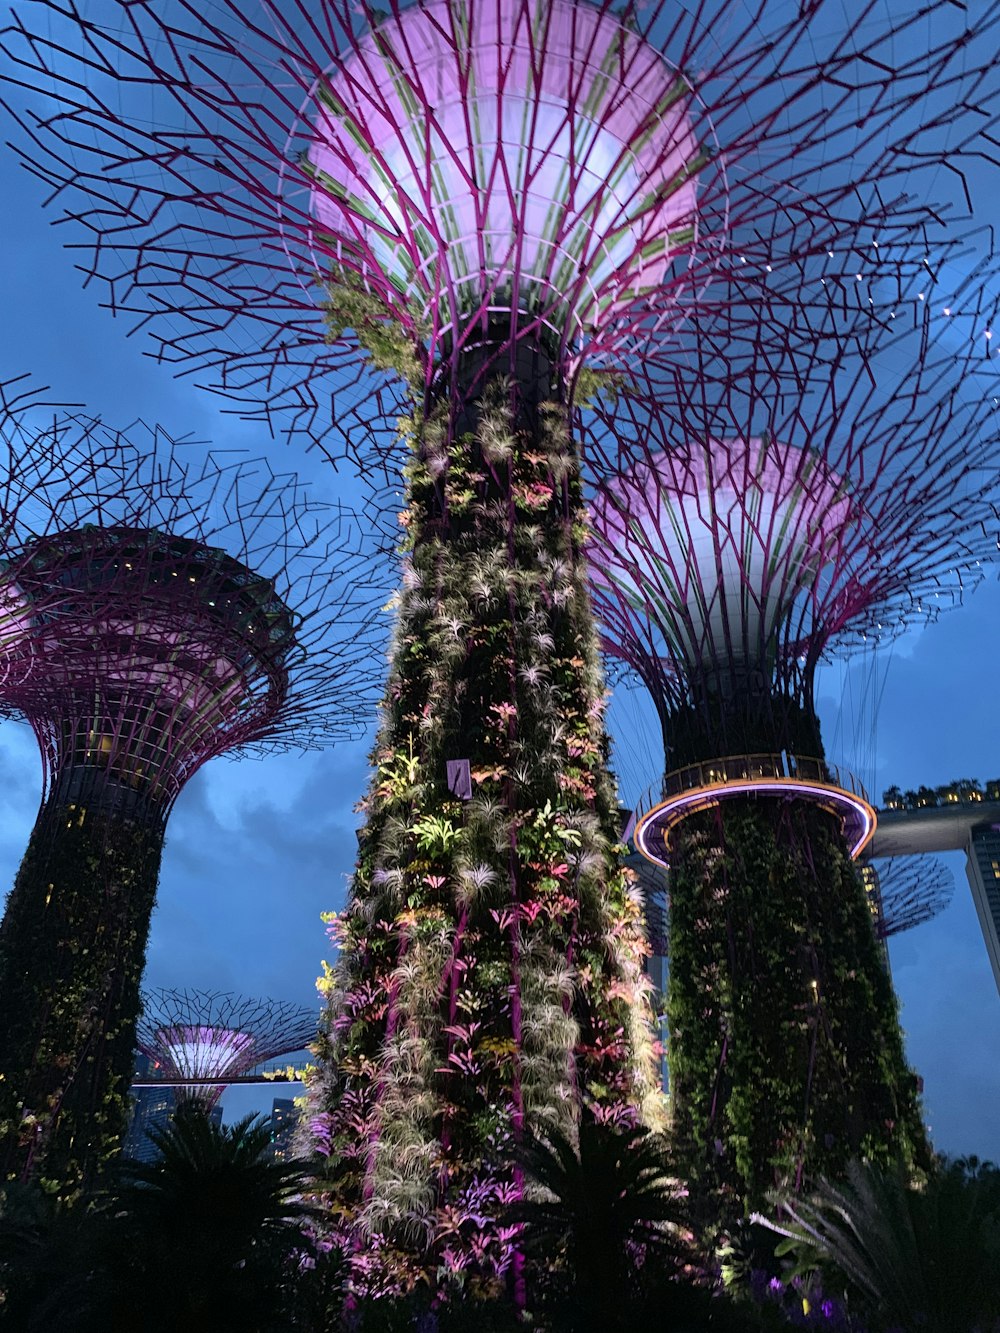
<box><xmin>0</xmin><ymin>1</ymin><xmax>998</xmax><ymax>1159</ymax></box>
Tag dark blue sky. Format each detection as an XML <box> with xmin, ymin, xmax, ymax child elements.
<box><xmin>1</xmin><ymin>3</ymin><xmax>998</xmax><ymax>1156</ymax></box>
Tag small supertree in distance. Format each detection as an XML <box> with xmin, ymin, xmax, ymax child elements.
<box><xmin>135</xmin><ymin>989</ymin><xmax>316</xmax><ymax>1111</ymax></box>
<box><xmin>861</xmin><ymin>857</ymin><xmax>956</xmax><ymax>949</ymax></box>
<box><xmin>0</xmin><ymin>379</ymin><xmax>384</xmax><ymax>1199</ymax></box>
<box><xmin>6</xmin><ymin>0</ymin><xmax>1000</xmax><ymax>1290</ymax></box>
<box><xmin>585</xmin><ymin>275</ymin><xmax>1000</xmax><ymax>1223</ymax></box>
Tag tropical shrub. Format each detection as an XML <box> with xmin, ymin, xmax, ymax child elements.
<box><xmin>1</xmin><ymin>1108</ymin><xmax>321</xmax><ymax>1332</ymax></box>
<box><xmin>757</xmin><ymin>1156</ymin><xmax>1000</xmax><ymax>1333</ymax></box>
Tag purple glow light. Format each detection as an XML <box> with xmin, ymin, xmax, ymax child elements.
<box><xmin>307</xmin><ymin>0</ymin><xmax>702</xmax><ymax>344</ymax></box>
<box><xmin>590</xmin><ymin>437</ymin><xmax>853</xmax><ymax>674</ymax></box>
<box><xmin>635</xmin><ymin>776</ymin><xmax>876</xmax><ymax>867</ymax></box>
<box><xmin>156</xmin><ymin>1023</ymin><xmax>256</xmax><ymax>1081</ymax></box>
<box><xmin>136</xmin><ymin>990</ymin><xmax>317</xmax><ymax>1108</ymax></box>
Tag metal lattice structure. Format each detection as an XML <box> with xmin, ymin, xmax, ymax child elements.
<box><xmin>581</xmin><ymin>273</ymin><xmax>1000</xmax><ymax>1207</ymax></box>
<box><xmin>2</xmin><ymin>0</ymin><xmax>998</xmax><ymax>465</ymax></box>
<box><xmin>587</xmin><ymin>274</ymin><xmax>1000</xmax><ymax>781</ymax></box>
<box><xmin>0</xmin><ymin>376</ymin><xmax>386</xmax><ymax>1194</ymax></box>
<box><xmin>863</xmin><ymin>857</ymin><xmax>956</xmax><ymax>941</ymax></box>
<box><xmin>5</xmin><ymin>0</ymin><xmax>1000</xmax><ymax>1263</ymax></box>
<box><xmin>0</xmin><ymin>378</ymin><xmax>386</xmax><ymax>819</ymax></box>
<box><xmin>136</xmin><ymin>989</ymin><xmax>316</xmax><ymax>1108</ymax></box>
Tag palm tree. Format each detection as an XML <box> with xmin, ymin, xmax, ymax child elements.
<box><xmin>508</xmin><ymin>1109</ymin><xmax>687</xmax><ymax>1330</ymax></box>
<box><xmin>101</xmin><ymin>1107</ymin><xmax>321</xmax><ymax>1331</ymax></box>
<box><xmin>756</xmin><ymin>1156</ymin><xmax>1000</xmax><ymax>1332</ymax></box>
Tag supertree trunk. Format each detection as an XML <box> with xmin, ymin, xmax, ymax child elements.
<box><xmin>0</xmin><ymin>782</ymin><xmax>163</xmax><ymax>1198</ymax></box>
<box><xmin>0</xmin><ymin>409</ymin><xmax>384</xmax><ymax>1199</ymax></box>
<box><xmin>308</xmin><ymin>374</ymin><xmax>661</xmax><ymax>1293</ymax></box>
<box><xmin>666</xmin><ymin>799</ymin><xmax>929</xmax><ymax>1228</ymax></box>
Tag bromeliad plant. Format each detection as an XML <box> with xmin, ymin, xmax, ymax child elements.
<box><xmin>306</xmin><ymin>381</ymin><xmax>663</xmax><ymax>1293</ymax></box>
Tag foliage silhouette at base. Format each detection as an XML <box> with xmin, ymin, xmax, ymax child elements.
<box><xmin>0</xmin><ymin>1108</ymin><xmax>318</xmax><ymax>1332</ymax></box>
<box><xmin>758</xmin><ymin>1156</ymin><xmax>1000</xmax><ymax>1333</ymax></box>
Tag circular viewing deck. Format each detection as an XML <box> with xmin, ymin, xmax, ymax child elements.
<box><xmin>632</xmin><ymin>754</ymin><xmax>876</xmax><ymax>869</ymax></box>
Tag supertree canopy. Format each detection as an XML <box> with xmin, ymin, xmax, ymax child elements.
<box><xmin>585</xmin><ymin>284</ymin><xmax>1000</xmax><ymax>1216</ymax></box>
<box><xmin>3</xmin><ymin>0</ymin><xmax>998</xmax><ymax>460</ymax></box>
<box><xmin>9</xmin><ymin>526</ymin><xmax>296</xmax><ymax>818</ymax></box>
<box><xmin>589</xmin><ymin>271</ymin><xmax>1000</xmax><ymax>770</ymax></box>
<box><xmin>0</xmin><ymin>381</ymin><xmax>385</xmax><ymax>1197</ymax></box>
<box><xmin>5</xmin><ymin>0</ymin><xmax>1000</xmax><ymax>1283</ymax></box>
<box><xmin>135</xmin><ymin>989</ymin><xmax>316</xmax><ymax>1110</ymax></box>
<box><xmin>861</xmin><ymin>857</ymin><xmax>956</xmax><ymax>944</ymax></box>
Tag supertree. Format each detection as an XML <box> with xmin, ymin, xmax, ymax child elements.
<box><xmin>585</xmin><ymin>278</ymin><xmax>1000</xmax><ymax>1217</ymax></box>
<box><xmin>135</xmin><ymin>989</ymin><xmax>316</xmax><ymax>1110</ymax></box>
<box><xmin>861</xmin><ymin>857</ymin><xmax>956</xmax><ymax>946</ymax></box>
<box><xmin>2</xmin><ymin>0</ymin><xmax>998</xmax><ymax>466</ymax></box>
<box><xmin>633</xmin><ymin>855</ymin><xmax>956</xmax><ymax>986</ymax></box>
<box><xmin>0</xmin><ymin>380</ymin><xmax>385</xmax><ymax>1196</ymax></box>
<box><xmin>4</xmin><ymin>0</ymin><xmax>1000</xmax><ymax>1285</ymax></box>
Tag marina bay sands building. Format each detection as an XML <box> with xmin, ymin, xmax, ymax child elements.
<box><xmin>873</xmin><ymin>802</ymin><xmax>1000</xmax><ymax>996</ymax></box>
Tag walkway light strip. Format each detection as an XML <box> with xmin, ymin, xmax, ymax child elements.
<box><xmin>634</xmin><ymin>777</ymin><xmax>877</xmax><ymax>868</ymax></box>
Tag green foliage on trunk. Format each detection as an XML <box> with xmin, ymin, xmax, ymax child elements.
<box><xmin>306</xmin><ymin>380</ymin><xmax>663</xmax><ymax>1291</ymax></box>
<box><xmin>0</xmin><ymin>796</ymin><xmax>162</xmax><ymax>1200</ymax></box>
<box><xmin>666</xmin><ymin>800</ymin><xmax>929</xmax><ymax>1227</ymax></box>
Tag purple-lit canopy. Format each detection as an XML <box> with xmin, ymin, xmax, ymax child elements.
<box><xmin>308</xmin><ymin>0</ymin><xmax>701</xmax><ymax>346</ymax></box>
<box><xmin>137</xmin><ymin>989</ymin><xmax>317</xmax><ymax>1108</ymax></box>
<box><xmin>0</xmin><ymin>381</ymin><xmax>388</xmax><ymax>820</ymax></box>
<box><xmin>589</xmin><ymin>437</ymin><xmax>853</xmax><ymax>678</ymax></box>
<box><xmin>2</xmin><ymin>526</ymin><xmax>292</xmax><ymax>812</ymax></box>
<box><xmin>156</xmin><ymin>1025</ymin><xmax>256</xmax><ymax>1081</ymax></box>
<box><xmin>4</xmin><ymin>0</ymin><xmax>996</xmax><ymax>456</ymax></box>
<box><xmin>585</xmin><ymin>282</ymin><xmax>1000</xmax><ymax>745</ymax></box>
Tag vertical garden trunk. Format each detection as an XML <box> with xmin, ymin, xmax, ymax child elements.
<box><xmin>308</xmin><ymin>374</ymin><xmax>662</xmax><ymax>1291</ymax></box>
<box><xmin>666</xmin><ymin>798</ymin><xmax>929</xmax><ymax>1227</ymax></box>
<box><xmin>0</xmin><ymin>782</ymin><xmax>162</xmax><ymax>1198</ymax></box>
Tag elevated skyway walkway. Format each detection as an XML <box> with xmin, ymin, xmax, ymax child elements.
<box><xmin>870</xmin><ymin>799</ymin><xmax>1000</xmax><ymax>996</ymax></box>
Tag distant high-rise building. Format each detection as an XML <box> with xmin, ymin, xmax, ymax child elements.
<box><xmin>967</xmin><ymin>828</ymin><xmax>1000</xmax><ymax>991</ymax></box>
<box><xmin>267</xmin><ymin>1098</ymin><xmax>300</xmax><ymax>1163</ymax></box>
<box><xmin>125</xmin><ymin>1051</ymin><xmax>225</xmax><ymax>1163</ymax></box>
<box><xmin>870</xmin><ymin>804</ymin><xmax>1000</xmax><ymax>997</ymax></box>
<box><xmin>124</xmin><ymin>1053</ymin><xmax>172</xmax><ymax>1163</ymax></box>
<box><xmin>859</xmin><ymin>865</ymin><xmax>892</xmax><ymax>973</ymax></box>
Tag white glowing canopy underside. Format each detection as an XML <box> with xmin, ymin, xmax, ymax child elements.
<box><xmin>156</xmin><ymin>1025</ymin><xmax>256</xmax><ymax>1079</ymax></box>
<box><xmin>590</xmin><ymin>439</ymin><xmax>853</xmax><ymax>672</ymax></box>
<box><xmin>309</xmin><ymin>0</ymin><xmax>700</xmax><ymax>339</ymax></box>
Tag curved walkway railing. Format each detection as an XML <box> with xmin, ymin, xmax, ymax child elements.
<box><xmin>631</xmin><ymin>753</ymin><xmax>876</xmax><ymax>868</ymax></box>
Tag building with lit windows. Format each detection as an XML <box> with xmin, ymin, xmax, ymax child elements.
<box><xmin>267</xmin><ymin>1097</ymin><xmax>300</xmax><ymax>1163</ymax></box>
<box><xmin>966</xmin><ymin>828</ymin><xmax>1000</xmax><ymax>990</ymax></box>
<box><xmin>123</xmin><ymin>1053</ymin><xmax>173</xmax><ymax>1163</ymax></box>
